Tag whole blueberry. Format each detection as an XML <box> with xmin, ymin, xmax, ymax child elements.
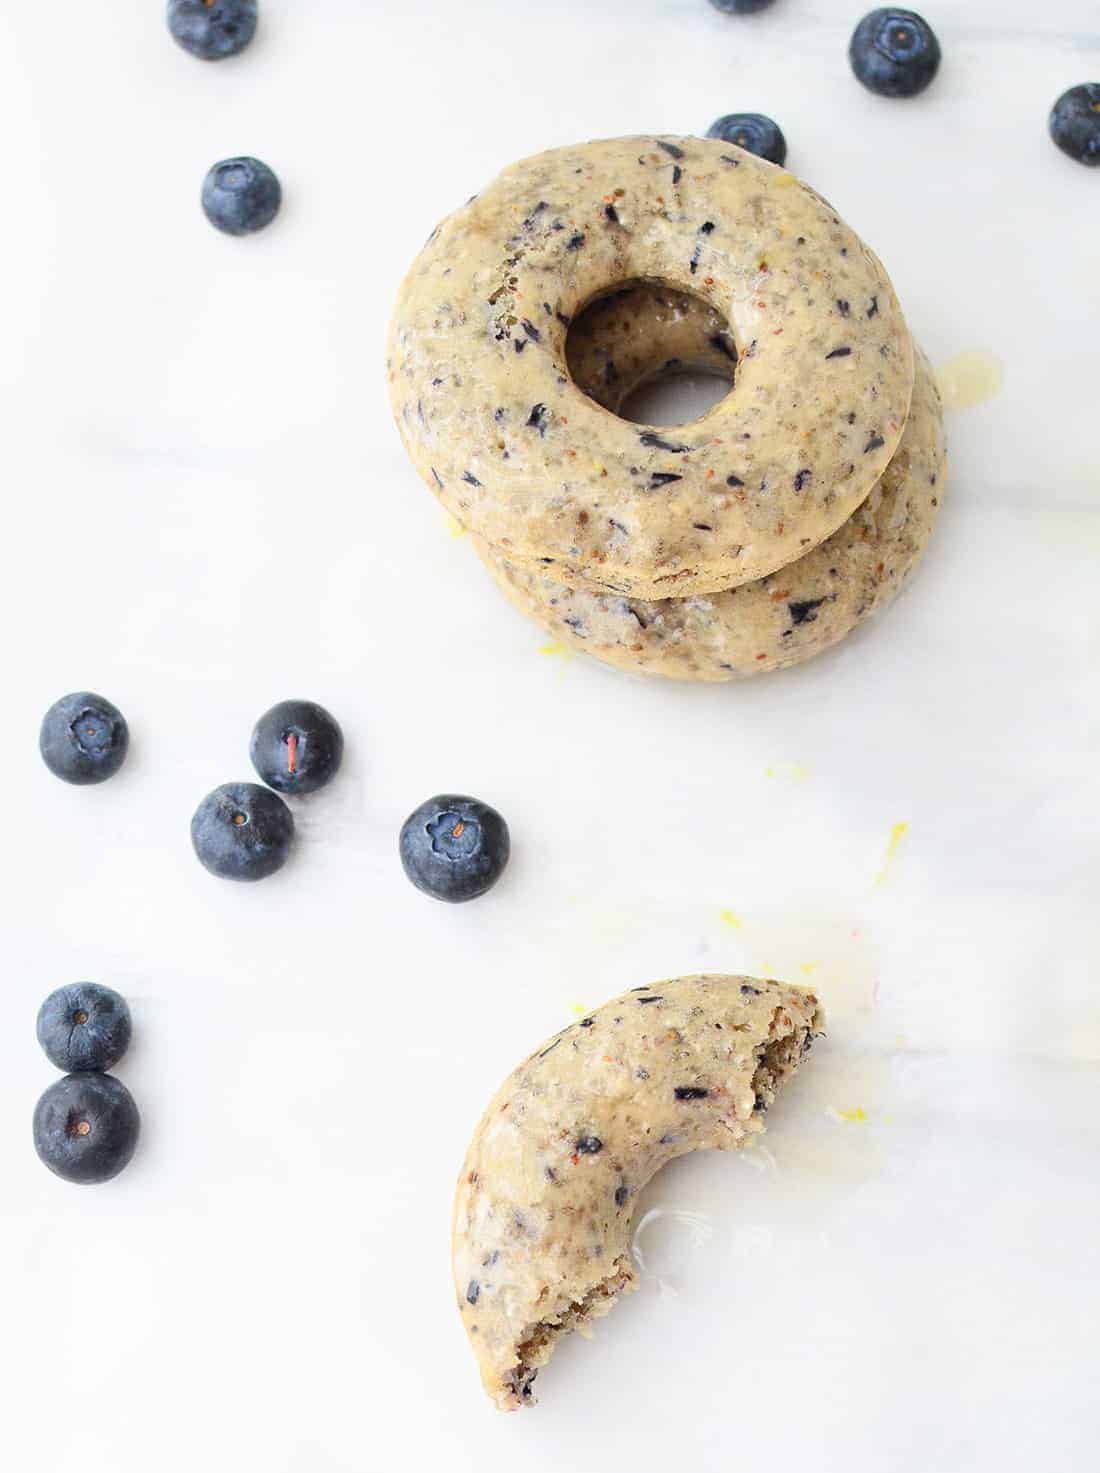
<box><xmin>39</xmin><ymin>692</ymin><xmax>129</xmax><ymax>786</ymax></box>
<box><xmin>1049</xmin><ymin>84</ymin><xmax>1100</xmax><ymax>167</ymax></box>
<box><xmin>250</xmin><ymin>700</ymin><xmax>344</xmax><ymax>796</ymax></box>
<box><xmin>33</xmin><ymin>1073</ymin><xmax>140</xmax><ymax>1185</ymax></box>
<box><xmin>849</xmin><ymin>9</ymin><xmax>941</xmax><ymax>99</ymax></box>
<box><xmin>191</xmin><ymin>782</ymin><xmax>293</xmax><ymax>881</ymax></box>
<box><xmin>708</xmin><ymin>0</ymin><xmax>776</xmax><ymax>12</ymax></box>
<box><xmin>37</xmin><ymin>984</ymin><xmax>132</xmax><ymax>1074</ymax></box>
<box><xmin>706</xmin><ymin>112</ymin><xmax>787</xmax><ymax>166</ymax></box>
<box><xmin>399</xmin><ymin>794</ymin><xmax>510</xmax><ymax>903</ymax></box>
<box><xmin>168</xmin><ymin>0</ymin><xmax>258</xmax><ymax>60</ymax></box>
<box><xmin>202</xmin><ymin>157</ymin><xmax>281</xmax><ymax>236</ymax></box>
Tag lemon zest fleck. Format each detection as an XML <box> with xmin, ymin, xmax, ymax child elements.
<box><xmin>874</xmin><ymin>821</ymin><xmax>909</xmax><ymax>888</ymax></box>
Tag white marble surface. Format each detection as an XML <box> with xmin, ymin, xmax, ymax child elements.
<box><xmin>1</xmin><ymin>2</ymin><xmax>1098</xmax><ymax>1469</ymax></box>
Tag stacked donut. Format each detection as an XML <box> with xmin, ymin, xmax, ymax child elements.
<box><xmin>387</xmin><ymin>136</ymin><xmax>945</xmax><ymax>681</ymax></box>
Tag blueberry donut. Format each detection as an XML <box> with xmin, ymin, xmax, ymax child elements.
<box><xmin>475</xmin><ymin>300</ymin><xmax>944</xmax><ymax>681</ymax></box>
<box><xmin>387</xmin><ymin>135</ymin><xmax>914</xmax><ymax>599</ymax></box>
<box><xmin>453</xmin><ymin>973</ymin><xmax>823</xmax><ymax>1410</ymax></box>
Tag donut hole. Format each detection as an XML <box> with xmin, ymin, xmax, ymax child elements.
<box><xmin>565</xmin><ymin>278</ymin><xmax>736</xmax><ymax>428</ymax></box>
<box><xmin>619</xmin><ymin>370</ymin><xmax>731</xmax><ymax>428</ymax></box>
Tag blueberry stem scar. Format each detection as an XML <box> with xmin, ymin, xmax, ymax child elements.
<box><xmin>286</xmin><ymin>731</ymin><xmax>298</xmax><ymax>775</ymax></box>
<box><xmin>400</xmin><ymin>794</ymin><xmax>510</xmax><ymax>902</ymax></box>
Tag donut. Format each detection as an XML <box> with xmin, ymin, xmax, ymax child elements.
<box><xmin>387</xmin><ymin>135</ymin><xmax>914</xmax><ymax>599</ymax></box>
<box><xmin>475</xmin><ymin>304</ymin><xmax>945</xmax><ymax>681</ymax></box>
<box><xmin>453</xmin><ymin>973</ymin><xmax>823</xmax><ymax>1410</ymax></box>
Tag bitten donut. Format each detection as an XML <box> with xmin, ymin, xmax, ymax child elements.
<box><xmin>388</xmin><ymin>135</ymin><xmax>914</xmax><ymax>599</ymax></box>
<box><xmin>476</xmin><ymin>321</ymin><xmax>945</xmax><ymax>681</ymax></box>
<box><xmin>453</xmin><ymin>973</ymin><xmax>823</xmax><ymax>1411</ymax></box>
